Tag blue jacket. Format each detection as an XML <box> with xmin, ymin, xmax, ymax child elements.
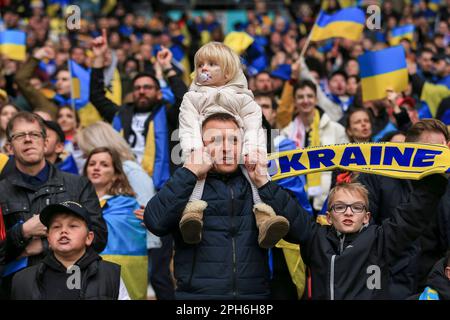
<box><xmin>144</xmin><ymin>167</ymin><xmax>305</xmax><ymax>299</ymax></box>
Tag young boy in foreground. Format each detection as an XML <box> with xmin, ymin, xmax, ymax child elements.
<box><xmin>11</xmin><ymin>201</ymin><xmax>129</xmax><ymax>300</ymax></box>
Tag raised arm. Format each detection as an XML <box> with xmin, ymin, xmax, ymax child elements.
<box><xmin>15</xmin><ymin>46</ymin><xmax>58</xmax><ymax>118</ymax></box>
<box><xmin>89</xmin><ymin>29</ymin><xmax>120</xmax><ymax>123</ymax></box>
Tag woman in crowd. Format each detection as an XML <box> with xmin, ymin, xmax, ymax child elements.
<box><xmin>84</xmin><ymin>147</ymin><xmax>147</xmax><ymax>300</ymax></box>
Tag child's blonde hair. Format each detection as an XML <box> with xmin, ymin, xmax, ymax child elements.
<box><xmin>194</xmin><ymin>42</ymin><xmax>242</xmax><ymax>82</ymax></box>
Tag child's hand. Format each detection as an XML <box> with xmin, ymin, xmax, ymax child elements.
<box><xmin>245</xmin><ymin>150</ymin><xmax>269</xmax><ymax>188</ymax></box>
<box><xmin>184</xmin><ymin>147</ymin><xmax>213</xmax><ymax>180</ymax></box>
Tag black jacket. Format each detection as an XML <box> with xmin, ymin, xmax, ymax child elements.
<box><xmin>89</xmin><ymin>67</ymin><xmax>187</xmax><ymax>173</ymax></box>
<box><xmin>260</xmin><ymin>174</ymin><xmax>447</xmax><ymax>299</ymax></box>
<box><xmin>422</xmin><ymin>257</ymin><xmax>450</xmax><ymax>300</ymax></box>
<box><xmin>0</xmin><ymin>163</ymin><xmax>107</xmax><ymax>266</ymax></box>
<box><xmin>11</xmin><ymin>248</ymin><xmax>121</xmax><ymax>300</ymax></box>
<box><xmin>359</xmin><ymin>173</ymin><xmax>450</xmax><ymax>296</ymax></box>
<box><xmin>144</xmin><ymin>167</ymin><xmax>306</xmax><ymax>300</ymax></box>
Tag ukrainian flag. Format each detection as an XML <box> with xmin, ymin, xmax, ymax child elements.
<box><xmin>358</xmin><ymin>46</ymin><xmax>408</xmax><ymax>102</ymax></box>
<box><xmin>0</xmin><ymin>30</ymin><xmax>26</xmax><ymax>61</ymax></box>
<box><xmin>310</xmin><ymin>7</ymin><xmax>365</xmax><ymax>42</ymax></box>
<box><xmin>389</xmin><ymin>24</ymin><xmax>415</xmax><ymax>46</ymax></box>
<box><xmin>68</xmin><ymin>59</ymin><xmax>90</xmax><ymax>110</ymax></box>
<box><xmin>100</xmin><ymin>195</ymin><xmax>148</xmax><ymax>300</ymax></box>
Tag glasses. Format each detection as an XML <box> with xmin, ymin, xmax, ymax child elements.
<box><xmin>330</xmin><ymin>202</ymin><xmax>366</xmax><ymax>214</ymax></box>
<box><xmin>133</xmin><ymin>84</ymin><xmax>157</xmax><ymax>91</ymax></box>
<box><xmin>10</xmin><ymin>131</ymin><xmax>44</xmax><ymax>142</ymax></box>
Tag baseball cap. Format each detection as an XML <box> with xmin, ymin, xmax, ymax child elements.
<box><xmin>40</xmin><ymin>201</ymin><xmax>92</xmax><ymax>229</ymax></box>
<box><xmin>43</xmin><ymin>120</ymin><xmax>65</xmax><ymax>143</ymax></box>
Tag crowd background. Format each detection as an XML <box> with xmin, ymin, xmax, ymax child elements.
<box><xmin>0</xmin><ymin>0</ymin><xmax>449</xmax><ymax>300</ymax></box>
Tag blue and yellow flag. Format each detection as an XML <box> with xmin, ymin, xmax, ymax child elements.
<box><xmin>358</xmin><ymin>46</ymin><xmax>408</xmax><ymax>102</ymax></box>
<box><xmin>310</xmin><ymin>7</ymin><xmax>365</xmax><ymax>42</ymax></box>
<box><xmin>100</xmin><ymin>195</ymin><xmax>147</xmax><ymax>300</ymax></box>
<box><xmin>0</xmin><ymin>30</ymin><xmax>26</xmax><ymax>61</ymax></box>
<box><xmin>389</xmin><ymin>24</ymin><xmax>415</xmax><ymax>46</ymax></box>
<box><xmin>68</xmin><ymin>59</ymin><xmax>90</xmax><ymax>110</ymax></box>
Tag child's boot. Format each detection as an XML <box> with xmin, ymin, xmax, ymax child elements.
<box><xmin>253</xmin><ymin>203</ymin><xmax>289</xmax><ymax>249</ymax></box>
<box><xmin>179</xmin><ymin>200</ymin><xmax>207</xmax><ymax>244</ymax></box>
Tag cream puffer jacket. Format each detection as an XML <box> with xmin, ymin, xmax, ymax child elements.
<box><xmin>179</xmin><ymin>71</ymin><xmax>266</xmax><ymax>157</ymax></box>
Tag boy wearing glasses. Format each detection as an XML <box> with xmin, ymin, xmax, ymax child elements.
<box><xmin>246</xmin><ymin>153</ymin><xmax>448</xmax><ymax>299</ymax></box>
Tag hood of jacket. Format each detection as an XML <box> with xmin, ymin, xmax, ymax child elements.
<box><xmin>426</xmin><ymin>258</ymin><xmax>450</xmax><ymax>300</ymax></box>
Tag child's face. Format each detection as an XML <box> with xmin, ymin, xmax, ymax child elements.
<box><xmin>196</xmin><ymin>59</ymin><xmax>227</xmax><ymax>87</ymax></box>
<box><xmin>326</xmin><ymin>189</ymin><xmax>370</xmax><ymax>234</ymax></box>
<box><xmin>48</xmin><ymin>213</ymin><xmax>94</xmax><ymax>256</ymax></box>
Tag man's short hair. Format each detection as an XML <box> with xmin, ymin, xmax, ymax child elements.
<box><xmin>202</xmin><ymin>113</ymin><xmax>239</xmax><ymax>129</ymax></box>
<box><xmin>293</xmin><ymin>80</ymin><xmax>317</xmax><ymax>97</ymax></box>
<box><xmin>6</xmin><ymin>112</ymin><xmax>47</xmax><ymax>142</ymax></box>
<box><xmin>254</xmin><ymin>92</ymin><xmax>277</xmax><ymax>110</ymax></box>
<box><xmin>405</xmin><ymin>119</ymin><xmax>450</xmax><ymax>142</ymax></box>
<box><xmin>329</xmin><ymin>70</ymin><xmax>348</xmax><ymax>81</ymax></box>
<box><xmin>328</xmin><ymin>182</ymin><xmax>369</xmax><ymax>211</ymax></box>
<box><xmin>131</xmin><ymin>72</ymin><xmax>161</xmax><ymax>90</ymax></box>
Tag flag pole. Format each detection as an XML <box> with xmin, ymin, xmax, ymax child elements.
<box><xmin>298</xmin><ymin>10</ymin><xmax>322</xmax><ymax>60</ymax></box>
<box><xmin>67</xmin><ymin>59</ymin><xmax>76</xmax><ymax>111</ymax></box>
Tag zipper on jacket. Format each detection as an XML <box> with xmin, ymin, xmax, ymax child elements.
<box><xmin>230</xmin><ymin>186</ymin><xmax>237</xmax><ymax>298</ymax></box>
<box><xmin>330</xmin><ymin>254</ymin><xmax>336</xmax><ymax>300</ymax></box>
<box><xmin>339</xmin><ymin>234</ymin><xmax>345</xmax><ymax>254</ymax></box>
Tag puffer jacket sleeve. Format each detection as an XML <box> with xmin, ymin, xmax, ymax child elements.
<box><xmin>144</xmin><ymin>167</ymin><xmax>197</xmax><ymax>236</ymax></box>
<box><xmin>258</xmin><ymin>181</ymin><xmax>317</xmax><ymax>246</ymax></box>
<box><xmin>239</xmin><ymin>98</ymin><xmax>266</xmax><ymax>156</ymax></box>
<box><xmin>77</xmin><ymin>176</ymin><xmax>108</xmax><ymax>253</ymax></box>
<box><xmin>179</xmin><ymin>93</ymin><xmax>204</xmax><ymax>157</ymax></box>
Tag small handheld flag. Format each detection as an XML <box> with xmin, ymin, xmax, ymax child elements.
<box><xmin>389</xmin><ymin>24</ymin><xmax>415</xmax><ymax>47</ymax></box>
<box><xmin>0</xmin><ymin>30</ymin><xmax>26</xmax><ymax>61</ymax></box>
<box><xmin>358</xmin><ymin>46</ymin><xmax>408</xmax><ymax>102</ymax></box>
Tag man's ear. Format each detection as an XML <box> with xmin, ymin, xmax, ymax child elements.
<box><xmin>157</xmin><ymin>90</ymin><xmax>163</xmax><ymax>101</ymax></box>
<box><xmin>55</xmin><ymin>142</ymin><xmax>65</xmax><ymax>155</ymax></box>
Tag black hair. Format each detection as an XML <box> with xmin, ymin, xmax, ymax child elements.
<box><xmin>293</xmin><ymin>79</ymin><xmax>317</xmax><ymax>97</ymax></box>
<box><xmin>131</xmin><ymin>72</ymin><xmax>161</xmax><ymax>90</ymax></box>
<box><xmin>329</xmin><ymin>69</ymin><xmax>348</xmax><ymax>81</ymax></box>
